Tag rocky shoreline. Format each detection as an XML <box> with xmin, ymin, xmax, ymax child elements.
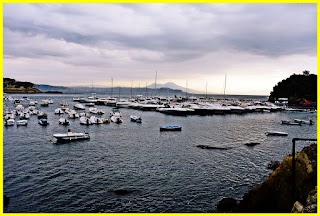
<box><xmin>217</xmin><ymin>143</ymin><xmax>317</xmax><ymax>213</ymax></box>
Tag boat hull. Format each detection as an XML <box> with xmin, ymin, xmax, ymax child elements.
<box><xmin>160</xmin><ymin>126</ymin><xmax>182</xmax><ymax>131</ymax></box>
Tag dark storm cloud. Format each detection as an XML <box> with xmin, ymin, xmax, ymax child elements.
<box><xmin>4</xmin><ymin>4</ymin><xmax>316</xmax><ymax>63</ymax></box>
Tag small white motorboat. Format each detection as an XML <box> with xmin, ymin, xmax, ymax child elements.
<box><xmin>266</xmin><ymin>131</ymin><xmax>288</xmax><ymax>136</ymax></box>
<box><xmin>39</xmin><ymin>118</ymin><xmax>49</xmax><ymax>126</ymax></box>
<box><xmin>80</xmin><ymin>117</ymin><xmax>93</xmax><ymax>125</ymax></box>
<box><xmin>130</xmin><ymin>115</ymin><xmax>142</xmax><ymax>123</ymax></box>
<box><xmin>55</xmin><ymin>108</ymin><xmax>65</xmax><ymax>115</ymax></box>
<box><xmin>74</xmin><ymin>103</ymin><xmax>86</xmax><ymax>110</ymax></box>
<box><xmin>5</xmin><ymin>119</ymin><xmax>15</xmax><ymax>126</ymax></box>
<box><xmin>53</xmin><ymin>129</ymin><xmax>90</xmax><ymax>142</ymax></box>
<box><xmin>59</xmin><ymin>118</ymin><xmax>70</xmax><ymax>125</ymax></box>
<box><xmin>17</xmin><ymin>120</ymin><xmax>28</xmax><ymax>126</ymax></box>
<box><xmin>89</xmin><ymin>107</ymin><xmax>98</xmax><ymax>114</ymax></box>
<box><xmin>111</xmin><ymin>115</ymin><xmax>123</xmax><ymax>124</ymax></box>
<box><xmin>89</xmin><ymin>116</ymin><xmax>104</xmax><ymax>124</ymax></box>
<box><xmin>110</xmin><ymin>108</ymin><xmax>123</xmax><ymax>123</ymax></box>
<box><xmin>19</xmin><ymin>112</ymin><xmax>30</xmax><ymax>119</ymax></box>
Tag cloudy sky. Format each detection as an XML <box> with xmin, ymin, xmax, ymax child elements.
<box><xmin>4</xmin><ymin>4</ymin><xmax>316</xmax><ymax>95</ymax></box>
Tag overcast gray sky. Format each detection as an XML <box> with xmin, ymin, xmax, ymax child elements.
<box><xmin>4</xmin><ymin>4</ymin><xmax>316</xmax><ymax>95</ymax></box>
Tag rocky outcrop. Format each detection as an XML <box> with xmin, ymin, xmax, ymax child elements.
<box><xmin>4</xmin><ymin>78</ymin><xmax>42</xmax><ymax>94</ymax></box>
<box><xmin>292</xmin><ymin>186</ymin><xmax>317</xmax><ymax>213</ymax></box>
<box><xmin>235</xmin><ymin>143</ymin><xmax>317</xmax><ymax>213</ymax></box>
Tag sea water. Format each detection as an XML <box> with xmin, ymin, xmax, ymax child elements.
<box><xmin>4</xmin><ymin>94</ymin><xmax>317</xmax><ymax>212</ymax></box>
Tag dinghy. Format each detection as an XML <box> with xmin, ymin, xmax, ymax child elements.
<box><xmin>130</xmin><ymin>115</ymin><xmax>142</xmax><ymax>123</ymax></box>
<box><xmin>266</xmin><ymin>131</ymin><xmax>288</xmax><ymax>136</ymax></box>
<box><xmin>160</xmin><ymin>125</ymin><xmax>182</xmax><ymax>131</ymax></box>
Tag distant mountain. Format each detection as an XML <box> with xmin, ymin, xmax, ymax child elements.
<box><xmin>34</xmin><ymin>83</ymin><xmax>185</xmax><ymax>96</ymax></box>
<box><xmin>147</xmin><ymin>82</ymin><xmax>203</xmax><ymax>94</ymax></box>
<box><xmin>35</xmin><ymin>84</ymin><xmax>68</xmax><ymax>92</ymax></box>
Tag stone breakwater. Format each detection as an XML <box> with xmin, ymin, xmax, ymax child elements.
<box><xmin>218</xmin><ymin>143</ymin><xmax>317</xmax><ymax>213</ymax></box>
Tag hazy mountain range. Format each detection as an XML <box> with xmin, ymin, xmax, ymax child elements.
<box><xmin>35</xmin><ymin>82</ymin><xmax>203</xmax><ymax>95</ymax></box>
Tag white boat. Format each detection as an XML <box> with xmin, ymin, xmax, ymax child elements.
<box><xmin>74</xmin><ymin>103</ymin><xmax>86</xmax><ymax>110</ymax></box>
<box><xmin>266</xmin><ymin>131</ymin><xmax>288</xmax><ymax>136</ymax></box>
<box><xmin>53</xmin><ymin>129</ymin><xmax>90</xmax><ymax>142</ymax></box>
<box><xmin>68</xmin><ymin>112</ymin><xmax>80</xmax><ymax>119</ymax></box>
<box><xmin>40</xmin><ymin>100</ymin><xmax>49</xmax><ymax>107</ymax></box>
<box><xmin>59</xmin><ymin>118</ymin><xmax>70</xmax><ymax>125</ymax></box>
<box><xmin>294</xmin><ymin>119</ymin><xmax>313</xmax><ymax>125</ymax></box>
<box><xmin>17</xmin><ymin>120</ymin><xmax>28</xmax><ymax>126</ymax></box>
<box><xmin>38</xmin><ymin>118</ymin><xmax>49</xmax><ymax>126</ymax></box>
<box><xmin>89</xmin><ymin>107</ymin><xmax>98</xmax><ymax>114</ymax></box>
<box><xmin>16</xmin><ymin>104</ymin><xmax>24</xmax><ymax>112</ymax></box>
<box><xmin>55</xmin><ymin>108</ymin><xmax>65</xmax><ymax>114</ymax></box>
<box><xmin>130</xmin><ymin>115</ymin><xmax>142</xmax><ymax>123</ymax></box>
<box><xmin>37</xmin><ymin>111</ymin><xmax>48</xmax><ymax>119</ymax></box>
<box><xmin>80</xmin><ymin>117</ymin><xmax>93</xmax><ymax>125</ymax></box>
<box><xmin>110</xmin><ymin>108</ymin><xmax>123</xmax><ymax>123</ymax></box>
<box><xmin>19</xmin><ymin>112</ymin><xmax>30</xmax><ymax>119</ymax></box>
<box><xmin>89</xmin><ymin>116</ymin><xmax>104</xmax><ymax>124</ymax></box>
<box><xmin>5</xmin><ymin>119</ymin><xmax>15</xmax><ymax>126</ymax></box>
<box><xmin>116</xmin><ymin>100</ymin><xmax>131</xmax><ymax>108</ymax></box>
<box><xmin>104</xmin><ymin>98</ymin><xmax>118</xmax><ymax>107</ymax></box>
<box><xmin>157</xmin><ymin>106</ymin><xmax>194</xmax><ymax>116</ymax></box>
<box><xmin>111</xmin><ymin>115</ymin><xmax>123</xmax><ymax>124</ymax></box>
<box><xmin>85</xmin><ymin>102</ymin><xmax>95</xmax><ymax>107</ymax></box>
<box><xmin>110</xmin><ymin>108</ymin><xmax>122</xmax><ymax>117</ymax></box>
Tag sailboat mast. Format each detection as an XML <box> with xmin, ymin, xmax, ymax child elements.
<box><xmin>223</xmin><ymin>74</ymin><xmax>227</xmax><ymax>99</ymax></box>
<box><xmin>186</xmin><ymin>80</ymin><xmax>188</xmax><ymax>98</ymax></box>
<box><xmin>146</xmin><ymin>81</ymin><xmax>148</xmax><ymax>97</ymax></box>
<box><xmin>130</xmin><ymin>80</ymin><xmax>133</xmax><ymax>98</ymax></box>
<box><xmin>154</xmin><ymin>71</ymin><xmax>157</xmax><ymax>97</ymax></box>
<box><xmin>206</xmin><ymin>82</ymin><xmax>208</xmax><ymax>98</ymax></box>
<box><xmin>111</xmin><ymin>78</ymin><xmax>113</xmax><ymax>98</ymax></box>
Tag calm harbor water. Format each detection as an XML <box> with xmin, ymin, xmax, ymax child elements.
<box><xmin>4</xmin><ymin>94</ymin><xmax>317</xmax><ymax>212</ymax></box>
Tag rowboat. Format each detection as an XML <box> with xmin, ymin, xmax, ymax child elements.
<box><xmin>160</xmin><ymin>126</ymin><xmax>182</xmax><ymax>131</ymax></box>
<box><xmin>266</xmin><ymin>131</ymin><xmax>288</xmax><ymax>136</ymax></box>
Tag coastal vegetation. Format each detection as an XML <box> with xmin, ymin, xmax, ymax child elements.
<box><xmin>4</xmin><ymin>78</ymin><xmax>42</xmax><ymax>94</ymax></box>
<box><xmin>268</xmin><ymin>71</ymin><xmax>317</xmax><ymax>105</ymax></box>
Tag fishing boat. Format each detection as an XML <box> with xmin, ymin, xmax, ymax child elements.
<box><xmin>130</xmin><ymin>115</ymin><xmax>142</xmax><ymax>123</ymax></box>
<box><xmin>17</xmin><ymin>120</ymin><xmax>28</xmax><ymax>126</ymax></box>
<box><xmin>281</xmin><ymin>120</ymin><xmax>301</xmax><ymax>126</ymax></box>
<box><xmin>38</xmin><ymin>118</ymin><xmax>49</xmax><ymax>126</ymax></box>
<box><xmin>53</xmin><ymin>129</ymin><xmax>90</xmax><ymax>142</ymax></box>
<box><xmin>160</xmin><ymin>125</ymin><xmax>182</xmax><ymax>131</ymax></box>
<box><xmin>266</xmin><ymin>131</ymin><xmax>288</xmax><ymax>136</ymax></box>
